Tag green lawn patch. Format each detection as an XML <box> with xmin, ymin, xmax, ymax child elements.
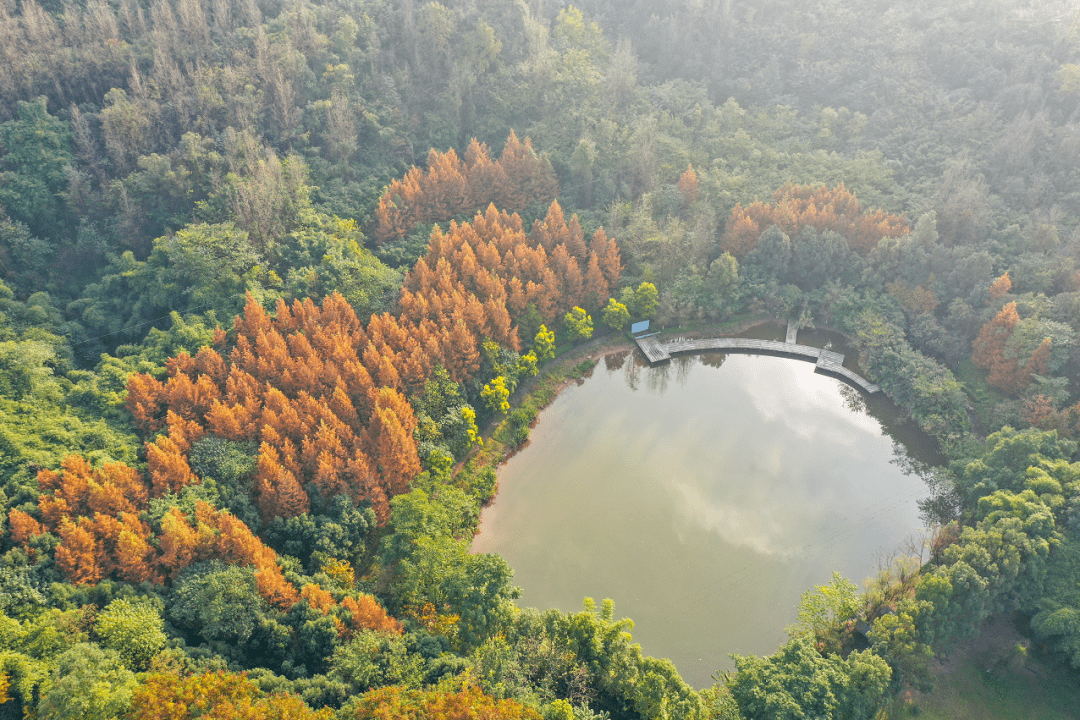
<box><xmin>889</xmin><ymin>618</ymin><xmax>1080</xmax><ymax>720</ymax></box>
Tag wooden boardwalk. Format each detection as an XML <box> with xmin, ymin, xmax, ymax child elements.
<box><xmin>634</xmin><ymin>334</ymin><xmax>670</xmax><ymax>365</ymax></box>
<box><xmin>632</xmin><ymin>332</ymin><xmax>880</xmax><ymax>394</ymax></box>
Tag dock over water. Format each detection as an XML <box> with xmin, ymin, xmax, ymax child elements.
<box><xmin>632</xmin><ymin>323</ymin><xmax>881</xmax><ymax>395</ymax></box>
<box><xmin>634</xmin><ymin>334</ymin><xmax>670</xmax><ymax>365</ymax></box>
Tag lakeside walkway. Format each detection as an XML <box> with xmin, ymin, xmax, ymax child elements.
<box><xmin>634</xmin><ymin>319</ymin><xmax>881</xmax><ymax>395</ymax></box>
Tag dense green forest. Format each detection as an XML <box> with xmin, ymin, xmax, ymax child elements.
<box><xmin>0</xmin><ymin>0</ymin><xmax>1078</xmax><ymax>717</ymax></box>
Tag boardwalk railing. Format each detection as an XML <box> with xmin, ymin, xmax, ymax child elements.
<box><xmin>633</xmin><ymin>330</ymin><xmax>880</xmax><ymax>395</ymax></box>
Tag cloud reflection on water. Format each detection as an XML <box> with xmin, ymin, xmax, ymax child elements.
<box><xmin>473</xmin><ymin>350</ymin><xmax>937</xmax><ymax>689</ymax></box>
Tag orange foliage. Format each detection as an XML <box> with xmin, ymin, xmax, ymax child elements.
<box><xmin>7</xmin><ymin>145</ymin><xmax>591</xmax><ymax>651</ymax></box>
<box><xmin>1023</xmin><ymin>396</ymin><xmax>1080</xmax><ymax>439</ymax></box>
<box><xmin>37</xmin><ymin>457</ymin><xmax>146</xmax><ymax>527</ymax></box>
<box><xmin>7</xmin><ymin>509</ymin><xmax>43</xmax><ymax>546</ymax></box>
<box><xmin>971</xmin><ymin>302</ymin><xmax>1051</xmax><ymax>393</ymax></box>
<box><xmin>1020</xmin><ymin>338</ymin><xmax>1052</xmax><ymax>387</ymax></box>
<box><xmin>116</xmin><ymin>527</ymin><xmax>162</xmax><ymax>584</ymax></box>
<box><xmin>15</xmin><ymin>458</ymin><xmax>298</xmax><ymax>607</ymax></box>
<box><xmin>368</xmin><ymin>388</ymin><xmax>422</xmax><ymax>498</ymax></box>
<box><xmin>55</xmin><ymin>518</ymin><xmax>104</xmax><ymax>585</ymax></box>
<box><xmin>972</xmin><ymin>302</ymin><xmax>1021</xmax><ymax>390</ymax></box>
<box><xmin>301</xmin><ymin>584</ymin><xmax>336</xmax><ymax>615</ymax></box>
<box><xmin>340</xmin><ymin>594</ymin><xmax>403</xmax><ymax>637</ymax></box>
<box><xmin>13</xmin><ymin>196</ymin><xmax>619</xmax><ymax>636</ymax></box>
<box><xmin>127</xmin><ymin>293</ymin><xmax>423</xmax><ymax>523</ymax></box>
<box><xmin>497</xmin><ymin>130</ymin><xmax>560</xmax><ymax>211</ymax></box>
<box><xmin>347</xmin><ymin>684</ymin><xmax>541</xmax><ymax>720</ymax></box>
<box><xmin>255</xmin><ymin>566</ymin><xmax>301</xmax><ymax>611</ymax></box>
<box><xmin>131</xmin><ymin>671</ymin><xmax>332</xmax><ymax>720</ymax></box>
<box><xmin>720</xmin><ymin>183</ymin><xmax>909</xmax><ymax>257</ymax></box>
<box><xmin>290</xmin><ymin>583</ymin><xmax>403</xmax><ymax>638</ymax></box>
<box><xmin>158</xmin><ymin>507</ymin><xmax>203</xmax><ymax>574</ymax></box>
<box><xmin>255</xmin><ymin>444</ymin><xmax>310</xmax><ymax>519</ymax></box>
<box><xmin>402</xmin><ymin>201</ymin><xmax>620</xmax><ymax>347</ymax></box>
<box><xmin>147</xmin><ymin>435</ymin><xmax>196</xmax><ymax>496</ymax></box>
<box><xmin>294</xmin><ymin>582</ymin><xmax>402</xmax><ymax>638</ymax></box>
<box><xmin>988</xmin><ymin>272</ymin><xmax>1012</xmax><ymax>302</ymax></box>
<box><xmin>677</xmin><ymin>164</ymin><xmax>699</xmax><ymax>204</ymax></box>
<box><xmin>373</xmin><ymin>131</ymin><xmax>558</xmax><ymax>244</ymax></box>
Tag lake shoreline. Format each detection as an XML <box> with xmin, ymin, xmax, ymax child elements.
<box><xmin>465</xmin><ymin>312</ymin><xmax>868</xmax><ymax>477</ymax></box>
<box><xmin>469</xmin><ymin>342</ymin><xmax>936</xmax><ymax>688</ymax></box>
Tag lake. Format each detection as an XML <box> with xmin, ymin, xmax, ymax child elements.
<box><xmin>471</xmin><ymin>335</ymin><xmax>941</xmax><ymax>689</ymax></box>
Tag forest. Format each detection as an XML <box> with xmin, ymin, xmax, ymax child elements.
<box><xmin>0</xmin><ymin>0</ymin><xmax>1078</xmax><ymax>717</ymax></box>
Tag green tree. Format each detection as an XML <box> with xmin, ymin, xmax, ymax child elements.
<box><xmin>329</xmin><ymin>630</ymin><xmax>424</xmax><ymax>693</ymax></box>
<box><xmin>730</xmin><ymin>637</ymin><xmax>890</xmax><ymax>720</ymax></box>
<box><xmin>516</xmin><ymin>352</ymin><xmax>539</xmax><ymax>380</ymax></box>
<box><xmin>412</xmin><ymin>366</ymin><xmax>481</xmax><ymax>459</ymax></box>
<box><xmin>486</xmin><ymin>599</ymin><xmax>707</xmax><ymax>719</ymax></box>
<box><xmin>789</xmin><ymin>573</ymin><xmax>861</xmax><ymax>655</ymax></box>
<box><xmin>380</xmin><ymin>487</ymin><xmax>479</xmax><ymax>568</ymax></box>
<box><xmin>280</xmin><ymin>213</ymin><xmax>402</xmax><ymax>321</ymax></box>
<box><xmin>620</xmin><ymin>282</ymin><xmax>659</xmax><ymax>319</ymax></box>
<box><xmin>37</xmin><ymin>644</ymin><xmax>136</xmax><ymax>720</ymax></box>
<box><xmin>288</xmin><ymin>601</ymin><xmax>340</xmax><ymax>676</ymax></box>
<box><xmin>601</xmin><ymin>298</ymin><xmax>630</xmax><ymax>332</ymax></box>
<box><xmin>867</xmin><ymin>600</ymin><xmax>933</xmax><ymax>690</ymax></box>
<box><xmin>73</xmin><ymin>212</ymin><xmax>398</xmax><ymax>344</ymax></box>
<box><xmin>959</xmin><ymin>426</ymin><xmax>1075</xmax><ymax>500</ymax></box>
<box><xmin>0</xmin><ymin>97</ymin><xmax>73</xmax><ymax>238</ymax></box>
<box><xmin>0</xmin><ymin>286</ymin><xmax>139</xmax><ymax>510</ymax></box>
<box><xmin>569</xmin><ymin>138</ymin><xmax>597</xmax><ymax>207</ymax></box>
<box><xmin>1031</xmin><ymin>538</ymin><xmax>1080</xmax><ymax>669</ymax></box>
<box><xmin>263</xmin><ymin>494</ymin><xmax>376</xmax><ymax>568</ymax></box>
<box><xmin>394</xmin><ymin>534</ymin><xmax>519</xmax><ymax>650</ymax></box>
<box><xmin>0</xmin><ymin>215</ymin><xmax>51</xmax><ymax>294</ymax></box>
<box><xmin>143</xmin><ymin>222</ymin><xmax>273</xmax><ymax>320</ymax></box>
<box><xmin>481</xmin><ymin>376</ymin><xmax>510</xmax><ymax>414</ymax></box>
<box><xmin>94</xmin><ymin>598</ymin><xmax>167</xmax><ymax>671</ymax></box>
<box><xmin>563</xmin><ymin>307</ymin><xmax>593</xmax><ymax>343</ymax></box>
<box><xmin>707</xmin><ymin>253</ymin><xmax>740</xmax><ymax>312</ymax></box>
<box><xmin>533</xmin><ymin>325</ymin><xmax>556</xmax><ymax>363</ymax></box>
<box><xmin>745</xmin><ymin>225</ymin><xmax>792</xmax><ymax>284</ymax></box>
<box><xmin>169</xmin><ymin>562</ymin><xmax>268</xmax><ymax>646</ymax></box>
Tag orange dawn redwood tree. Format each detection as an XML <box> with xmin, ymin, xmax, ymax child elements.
<box><xmin>720</xmin><ymin>182</ymin><xmax>909</xmax><ymax>257</ymax></box>
<box><xmin>972</xmin><ymin>302</ymin><xmax>1021</xmax><ymax>390</ymax></box>
<box><xmin>13</xmin><ymin>458</ymin><xmax>401</xmax><ymax>629</ymax></box>
<box><xmin>11</xmin><ymin>458</ymin><xmax>298</xmax><ymax>607</ymax></box>
<box><xmin>987</xmin><ymin>271</ymin><xmax>1012</xmax><ymax>302</ymax></box>
<box><xmin>971</xmin><ymin>302</ymin><xmax>1053</xmax><ymax>393</ymax></box>
<box><xmin>374</xmin><ymin>130</ymin><xmax>558</xmax><ymax>244</ymax></box>
<box><xmin>5</xmin><ymin>150</ymin><xmax>626</xmax><ymax>653</ymax></box>
<box><xmin>676</xmin><ymin>164</ymin><xmax>699</xmax><ymax>204</ymax></box>
<box><xmin>130</xmin><ymin>671</ymin><xmax>333</xmax><ymax>720</ymax></box>
<box><xmin>126</xmin><ymin>293</ymin><xmax>422</xmax><ymax>524</ymax></box>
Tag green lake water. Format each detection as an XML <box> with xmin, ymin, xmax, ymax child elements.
<box><xmin>471</xmin><ymin>338</ymin><xmax>941</xmax><ymax>689</ymax></box>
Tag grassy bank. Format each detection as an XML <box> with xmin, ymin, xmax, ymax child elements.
<box><xmin>888</xmin><ymin>617</ymin><xmax>1079</xmax><ymax>720</ymax></box>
